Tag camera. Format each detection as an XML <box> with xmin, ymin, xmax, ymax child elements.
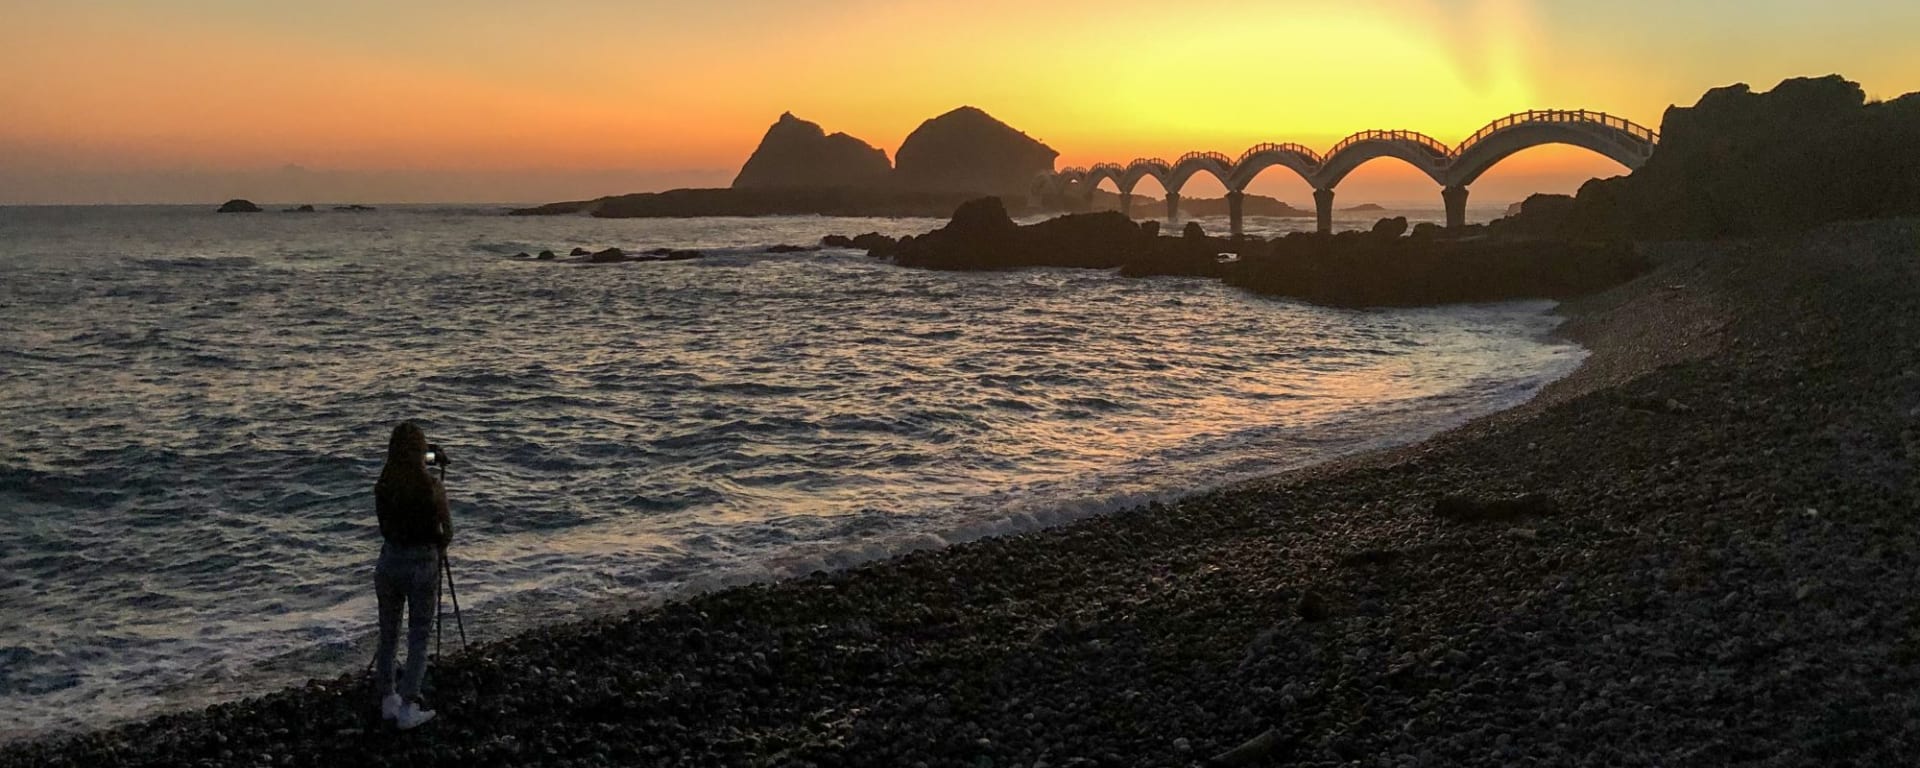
<box><xmin>424</xmin><ymin>444</ymin><xmax>451</xmax><ymax>467</ymax></box>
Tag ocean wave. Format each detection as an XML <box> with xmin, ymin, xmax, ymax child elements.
<box><xmin>0</xmin><ymin>208</ymin><xmax>1574</xmax><ymax>739</ymax></box>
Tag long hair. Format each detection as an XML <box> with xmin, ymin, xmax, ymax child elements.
<box><xmin>377</xmin><ymin>421</ymin><xmax>435</xmax><ymax>506</ymax></box>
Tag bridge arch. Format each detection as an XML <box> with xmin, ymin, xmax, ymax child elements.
<box><xmin>1119</xmin><ymin>158</ymin><xmax>1172</xmax><ymax>195</ymax></box>
<box><xmin>1313</xmin><ymin>130</ymin><xmax>1451</xmax><ymax>190</ymax></box>
<box><xmin>1226</xmin><ymin>143</ymin><xmax>1321</xmax><ymax>191</ymax></box>
<box><xmin>1165</xmin><ymin>152</ymin><xmax>1234</xmax><ymax>196</ymax></box>
<box><xmin>1447</xmin><ymin>110</ymin><xmax>1659</xmax><ymax>188</ymax></box>
<box><xmin>1082</xmin><ymin>164</ymin><xmax>1128</xmax><ymax>200</ymax></box>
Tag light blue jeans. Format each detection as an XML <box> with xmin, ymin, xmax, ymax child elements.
<box><xmin>373</xmin><ymin>543</ymin><xmax>440</xmax><ymax>700</ymax></box>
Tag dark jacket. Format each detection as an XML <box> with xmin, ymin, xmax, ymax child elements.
<box><xmin>376</xmin><ymin>477</ymin><xmax>450</xmax><ymax>548</ymax></box>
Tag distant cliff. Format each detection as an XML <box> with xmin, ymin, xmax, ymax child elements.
<box><xmin>893</xmin><ymin>107</ymin><xmax>1058</xmax><ymax>198</ymax></box>
<box><xmin>1506</xmin><ymin>75</ymin><xmax>1920</xmax><ymax>239</ymax></box>
<box><xmin>732</xmin><ymin>113</ymin><xmax>892</xmax><ymax>190</ymax></box>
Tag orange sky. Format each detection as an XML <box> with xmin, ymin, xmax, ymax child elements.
<box><xmin>3</xmin><ymin>0</ymin><xmax>1917</xmax><ymax>204</ymax></box>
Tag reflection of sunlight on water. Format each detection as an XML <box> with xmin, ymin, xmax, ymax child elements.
<box><xmin>0</xmin><ymin>207</ymin><xmax>1581</xmax><ymax>738</ymax></box>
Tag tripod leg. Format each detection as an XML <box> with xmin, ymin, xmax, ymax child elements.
<box><xmin>443</xmin><ymin>554</ymin><xmax>468</xmax><ymax>648</ymax></box>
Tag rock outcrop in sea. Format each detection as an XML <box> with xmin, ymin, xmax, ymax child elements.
<box><xmin>893</xmin><ymin>106</ymin><xmax>1058</xmax><ymax>198</ymax></box>
<box><xmin>879</xmin><ymin>197</ymin><xmax>1150</xmax><ymax>271</ymax></box>
<box><xmin>216</xmin><ymin>199</ymin><xmax>262</xmax><ymax>213</ymax></box>
<box><xmin>873</xmin><ymin>196</ymin><xmax>1646</xmax><ymax>307</ymax></box>
<box><xmin>731</xmin><ymin>112</ymin><xmax>893</xmax><ymax>190</ymax></box>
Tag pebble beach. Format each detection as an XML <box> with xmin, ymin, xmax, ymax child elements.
<box><xmin>6</xmin><ymin>219</ymin><xmax>1918</xmax><ymax>767</ymax></box>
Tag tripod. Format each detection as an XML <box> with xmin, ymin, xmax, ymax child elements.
<box><xmin>434</xmin><ymin>460</ymin><xmax>468</xmax><ymax>656</ymax></box>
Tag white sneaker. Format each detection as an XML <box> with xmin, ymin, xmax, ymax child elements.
<box><xmin>394</xmin><ymin>700</ymin><xmax>436</xmax><ymax>731</ymax></box>
<box><xmin>380</xmin><ymin>693</ymin><xmax>403</xmax><ymax>721</ymax></box>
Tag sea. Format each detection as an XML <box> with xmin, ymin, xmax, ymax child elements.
<box><xmin>0</xmin><ymin>204</ymin><xmax>1582</xmax><ymax>739</ymax></box>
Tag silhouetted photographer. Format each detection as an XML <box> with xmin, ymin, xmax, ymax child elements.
<box><xmin>371</xmin><ymin>421</ymin><xmax>452</xmax><ymax>730</ymax></box>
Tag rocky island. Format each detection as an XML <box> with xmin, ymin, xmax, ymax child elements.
<box><xmin>514</xmin><ymin>107</ymin><xmax>1061</xmax><ymax>219</ymax></box>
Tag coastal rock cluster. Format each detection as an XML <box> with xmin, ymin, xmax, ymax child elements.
<box><xmin>1507</xmin><ymin>74</ymin><xmax>1920</xmax><ymax>238</ymax></box>
<box><xmin>858</xmin><ymin>197</ymin><xmax>1647</xmax><ymax>307</ymax></box>
<box><xmin>507</xmin><ymin>244</ymin><xmax>820</xmax><ymax>264</ymax></box>
<box><xmin>7</xmin><ymin>219</ymin><xmax>1919</xmax><ymax>767</ymax></box>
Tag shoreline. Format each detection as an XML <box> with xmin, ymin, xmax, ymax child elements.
<box><xmin>7</xmin><ymin>219</ymin><xmax>1918</xmax><ymax>765</ymax></box>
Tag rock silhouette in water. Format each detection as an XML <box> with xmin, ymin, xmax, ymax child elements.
<box><xmin>216</xmin><ymin>199</ymin><xmax>262</xmax><ymax>213</ymax></box>
<box><xmin>893</xmin><ymin>107</ymin><xmax>1058</xmax><ymax>198</ymax></box>
<box><xmin>881</xmin><ymin>197</ymin><xmax>1150</xmax><ymax>270</ymax></box>
<box><xmin>732</xmin><ymin>113</ymin><xmax>892</xmax><ymax>190</ymax></box>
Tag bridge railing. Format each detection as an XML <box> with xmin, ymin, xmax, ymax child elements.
<box><xmin>1175</xmin><ymin>151</ymin><xmax>1233</xmax><ymax>167</ymax></box>
<box><xmin>1455</xmin><ymin>110</ymin><xmax>1660</xmax><ymax>153</ymax></box>
<box><xmin>1126</xmin><ymin>157</ymin><xmax>1172</xmax><ymax>171</ymax></box>
<box><xmin>1233</xmin><ymin>142</ymin><xmax>1324</xmax><ymax>167</ymax></box>
<box><xmin>1327</xmin><ymin>130</ymin><xmax>1451</xmax><ymax>161</ymax></box>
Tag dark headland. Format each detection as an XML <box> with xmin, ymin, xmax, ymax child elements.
<box><xmin>11</xmin><ymin>75</ymin><xmax>1920</xmax><ymax>766</ymax></box>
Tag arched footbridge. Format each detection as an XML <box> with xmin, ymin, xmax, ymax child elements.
<box><xmin>1035</xmin><ymin>110</ymin><xmax>1658</xmax><ymax>236</ymax></box>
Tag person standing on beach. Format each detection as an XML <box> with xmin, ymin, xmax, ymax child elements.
<box><xmin>371</xmin><ymin>421</ymin><xmax>451</xmax><ymax>730</ymax></box>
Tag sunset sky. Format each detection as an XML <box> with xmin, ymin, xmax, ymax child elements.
<box><xmin>4</xmin><ymin>0</ymin><xmax>1917</xmax><ymax>205</ymax></box>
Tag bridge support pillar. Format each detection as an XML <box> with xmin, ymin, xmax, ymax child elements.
<box><xmin>1313</xmin><ymin>188</ymin><xmax>1335</xmax><ymax>234</ymax></box>
<box><xmin>1227</xmin><ymin>190</ymin><xmax>1245</xmax><ymax>242</ymax></box>
<box><xmin>1166</xmin><ymin>192</ymin><xmax>1180</xmax><ymax>225</ymax></box>
<box><xmin>1120</xmin><ymin>191</ymin><xmax>1133</xmax><ymax>219</ymax></box>
<box><xmin>1443</xmin><ymin>186</ymin><xmax>1469</xmax><ymax>229</ymax></box>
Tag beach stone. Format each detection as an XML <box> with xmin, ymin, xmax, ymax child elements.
<box><xmin>1295</xmin><ymin>590</ymin><xmax>1330</xmax><ymax>622</ymax></box>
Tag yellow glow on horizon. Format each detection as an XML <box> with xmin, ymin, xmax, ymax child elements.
<box><xmin>3</xmin><ymin>0</ymin><xmax>1917</xmax><ymax>203</ymax></box>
